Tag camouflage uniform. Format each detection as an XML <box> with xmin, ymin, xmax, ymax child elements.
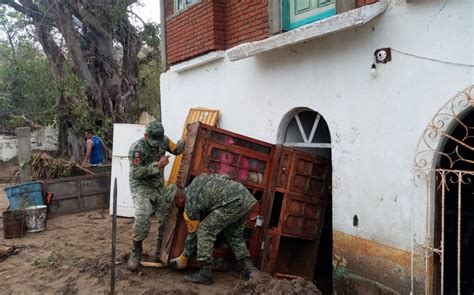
<box><xmin>182</xmin><ymin>173</ymin><xmax>257</xmax><ymax>265</ymax></box>
<box><xmin>129</xmin><ymin>122</ymin><xmax>185</xmax><ymax>246</ymax></box>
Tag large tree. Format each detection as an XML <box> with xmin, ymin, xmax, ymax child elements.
<box><xmin>0</xmin><ymin>0</ymin><xmax>158</xmax><ymax>160</ymax></box>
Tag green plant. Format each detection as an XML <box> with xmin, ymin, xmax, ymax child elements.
<box><xmin>31</xmin><ymin>251</ymin><xmax>65</xmax><ymax>268</ymax></box>
<box><xmin>333</xmin><ymin>254</ymin><xmax>349</xmax><ymax>279</ymax></box>
<box><xmin>46</xmin><ymin>251</ymin><xmax>64</xmax><ymax>267</ymax></box>
<box><xmin>18</xmin><ymin>198</ymin><xmax>31</xmax><ymax>210</ymax></box>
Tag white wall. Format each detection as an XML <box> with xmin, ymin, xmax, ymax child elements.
<box><xmin>30</xmin><ymin>126</ymin><xmax>59</xmax><ymax>151</ymax></box>
<box><xmin>0</xmin><ymin>126</ymin><xmax>59</xmax><ymax>162</ymax></box>
<box><xmin>0</xmin><ymin>135</ymin><xmax>18</xmax><ymax>162</ymax></box>
<box><xmin>160</xmin><ymin>0</ymin><xmax>473</xmax><ymax>251</ymax></box>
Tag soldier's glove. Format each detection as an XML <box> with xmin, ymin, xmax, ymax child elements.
<box><xmin>183</xmin><ymin>212</ymin><xmax>200</xmax><ymax>233</ymax></box>
<box><xmin>170</xmin><ymin>254</ymin><xmax>188</xmax><ymax>269</ymax></box>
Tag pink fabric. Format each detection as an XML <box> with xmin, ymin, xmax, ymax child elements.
<box><xmin>216</xmin><ymin>151</ymin><xmax>234</xmax><ymax>175</ymax></box>
<box><xmin>237</xmin><ymin>156</ymin><xmax>249</xmax><ymax>180</ymax></box>
<box><xmin>215</xmin><ymin>136</ymin><xmax>249</xmax><ymax>180</ymax></box>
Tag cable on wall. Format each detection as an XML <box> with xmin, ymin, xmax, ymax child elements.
<box><xmin>391</xmin><ymin>48</ymin><xmax>474</xmax><ymax>67</ymax></box>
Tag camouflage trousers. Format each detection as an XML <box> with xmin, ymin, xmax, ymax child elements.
<box><xmin>183</xmin><ymin>199</ymin><xmax>253</xmax><ymax>265</ymax></box>
<box><xmin>131</xmin><ymin>184</ymin><xmax>176</xmax><ymax>245</ymax></box>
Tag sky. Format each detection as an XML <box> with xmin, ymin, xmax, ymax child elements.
<box><xmin>132</xmin><ymin>0</ymin><xmax>161</xmax><ymax>24</ymax></box>
<box><xmin>0</xmin><ymin>1</ymin><xmax>162</xmax><ymax>40</ymax></box>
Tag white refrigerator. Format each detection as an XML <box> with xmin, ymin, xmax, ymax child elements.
<box><xmin>109</xmin><ymin>124</ymin><xmax>145</xmax><ymax>217</ymax></box>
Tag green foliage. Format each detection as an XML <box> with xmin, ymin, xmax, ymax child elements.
<box><xmin>0</xmin><ymin>4</ymin><xmax>162</xmax><ymax>141</ymax></box>
<box><xmin>0</xmin><ymin>8</ymin><xmax>59</xmax><ymax>128</ymax></box>
<box><xmin>133</xmin><ymin>22</ymin><xmax>162</xmax><ymax>121</ymax></box>
<box><xmin>135</xmin><ymin>46</ymin><xmax>161</xmax><ymax>120</ymax></box>
<box><xmin>4</xmin><ymin>44</ymin><xmax>60</xmax><ymax>125</ymax></box>
<box><xmin>31</xmin><ymin>250</ymin><xmax>66</xmax><ymax>268</ymax></box>
<box><xmin>333</xmin><ymin>254</ymin><xmax>349</xmax><ymax>279</ymax></box>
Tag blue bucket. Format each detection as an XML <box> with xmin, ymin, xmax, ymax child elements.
<box><xmin>4</xmin><ymin>181</ymin><xmax>44</xmax><ymax>210</ymax></box>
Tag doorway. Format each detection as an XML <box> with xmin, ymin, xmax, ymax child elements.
<box><xmin>434</xmin><ymin>110</ymin><xmax>474</xmax><ymax>294</ymax></box>
<box><xmin>277</xmin><ymin>108</ymin><xmax>332</xmax><ymax>293</ymax></box>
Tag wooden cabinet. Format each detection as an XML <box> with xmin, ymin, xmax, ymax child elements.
<box><xmin>160</xmin><ymin>122</ymin><xmax>330</xmax><ymax>280</ymax></box>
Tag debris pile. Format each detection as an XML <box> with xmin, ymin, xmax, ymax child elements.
<box><xmin>231</xmin><ymin>270</ymin><xmax>321</xmax><ymax>295</ymax></box>
<box><xmin>28</xmin><ymin>153</ymin><xmax>76</xmax><ymax>180</ymax></box>
<box><xmin>0</xmin><ymin>245</ymin><xmax>23</xmax><ymax>262</ymax></box>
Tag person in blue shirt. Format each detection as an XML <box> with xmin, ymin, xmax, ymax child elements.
<box><xmin>82</xmin><ymin>129</ymin><xmax>107</xmax><ymax>167</ymax></box>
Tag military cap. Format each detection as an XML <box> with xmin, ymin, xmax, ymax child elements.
<box><xmin>146</xmin><ymin>121</ymin><xmax>165</xmax><ymax>146</ymax></box>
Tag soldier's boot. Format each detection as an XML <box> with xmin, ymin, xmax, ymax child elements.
<box><xmin>184</xmin><ymin>265</ymin><xmax>214</xmax><ymax>285</ymax></box>
<box><xmin>127</xmin><ymin>240</ymin><xmax>143</xmax><ymax>271</ymax></box>
<box><xmin>238</xmin><ymin>257</ymin><xmax>254</xmax><ymax>280</ymax></box>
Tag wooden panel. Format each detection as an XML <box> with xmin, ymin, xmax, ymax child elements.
<box><xmin>168</xmin><ymin>108</ymin><xmax>219</xmax><ymax>184</ymax></box>
<box><xmin>268</xmin><ymin>147</ymin><xmax>329</xmax><ymax>279</ymax></box>
<box><xmin>176</xmin><ymin>122</ymin><xmax>200</xmax><ymax>189</ymax></box>
<box><xmin>44</xmin><ymin>174</ymin><xmax>110</xmax><ymax>217</ymax></box>
<box><xmin>275</xmin><ymin>236</ymin><xmax>320</xmax><ymax>279</ymax></box>
<box><xmin>161</xmin><ymin>122</ymin><xmax>274</xmax><ymax>267</ymax></box>
<box><xmin>260</xmin><ymin>230</ymin><xmax>280</xmax><ymax>274</ymax></box>
<box><xmin>161</xmin><ymin>125</ymin><xmax>330</xmax><ymax>279</ymax></box>
<box><xmin>160</xmin><ymin>123</ymin><xmax>201</xmax><ymax>265</ymax></box>
<box><xmin>282</xmin><ymin>151</ymin><xmax>328</xmax><ymax>241</ymax></box>
<box><xmin>276</xmin><ymin>149</ymin><xmax>292</xmax><ymax>189</ymax></box>
<box><xmin>288</xmin><ymin>155</ymin><xmax>315</xmax><ymax>194</ymax></box>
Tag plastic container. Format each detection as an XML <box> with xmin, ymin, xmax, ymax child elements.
<box><xmin>4</xmin><ymin>181</ymin><xmax>44</xmax><ymax>210</ymax></box>
<box><xmin>24</xmin><ymin>205</ymin><xmax>47</xmax><ymax>233</ymax></box>
<box><xmin>2</xmin><ymin>210</ymin><xmax>26</xmax><ymax>239</ymax></box>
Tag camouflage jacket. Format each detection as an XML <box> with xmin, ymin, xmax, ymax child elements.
<box><xmin>184</xmin><ymin>173</ymin><xmax>257</xmax><ymax>220</ymax></box>
<box><xmin>129</xmin><ymin>136</ymin><xmax>185</xmax><ymax>190</ymax></box>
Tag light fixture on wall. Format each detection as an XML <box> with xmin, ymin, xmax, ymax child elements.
<box><xmin>374</xmin><ymin>48</ymin><xmax>392</xmax><ymax>64</ymax></box>
<box><xmin>370</xmin><ymin>63</ymin><xmax>377</xmax><ymax>78</ymax></box>
<box><xmin>370</xmin><ymin>47</ymin><xmax>392</xmax><ymax>78</ymax></box>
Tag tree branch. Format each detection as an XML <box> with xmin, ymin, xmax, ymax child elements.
<box><xmin>1</xmin><ymin>0</ymin><xmax>56</xmax><ymax>27</ymax></box>
<box><xmin>70</xmin><ymin>2</ymin><xmax>111</xmax><ymax>39</ymax></box>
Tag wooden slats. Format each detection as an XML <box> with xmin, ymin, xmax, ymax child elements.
<box><xmin>167</xmin><ymin>108</ymin><xmax>219</xmax><ymax>184</ymax></box>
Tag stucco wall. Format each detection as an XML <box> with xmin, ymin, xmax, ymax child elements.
<box><xmin>0</xmin><ymin>135</ymin><xmax>18</xmax><ymax>162</ymax></box>
<box><xmin>161</xmin><ymin>0</ymin><xmax>473</xmax><ymax>257</ymax></box>
<box><xmin>0</xmin><ymin>126</ymin><xmax>59</xmax><ymax>162</ymax></box>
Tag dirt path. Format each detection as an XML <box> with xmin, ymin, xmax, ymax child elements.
<box><xmin>0</xmin><ymin>209</ymin><xmax>240</xmax><ymax>294</ymax></box>
<box><xmin>0</xmin><ymin>186</ymin><xmax>320</xmax><ymax>294</ymax></box>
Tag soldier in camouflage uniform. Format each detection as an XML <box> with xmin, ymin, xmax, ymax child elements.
<box><xmin>127</xmin><ymin>121</ymin><xmax>185</xmax><ymax>271</ymax></box>
<box><xmin>170</xmin><ymin>173</ymin><xmax>257</xmax><ymax>285</ymax></box>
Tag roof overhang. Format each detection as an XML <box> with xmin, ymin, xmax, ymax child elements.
<box><xmin>171</xmin><ymin>51</ymin><xmax>226</xmax><ymax>73</ymax></box>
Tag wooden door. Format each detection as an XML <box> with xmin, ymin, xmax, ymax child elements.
<box><xmin>260</xmin><ymin>146</ymin><xmax>329</xmax><ymax>278</ymax></box>
<box><xmin>282</xmin><ymin>151</ymin><xmax>328</xmax><ymax>240</ymax></box>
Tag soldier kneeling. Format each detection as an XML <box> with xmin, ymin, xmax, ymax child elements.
<box><xmin>170</xmin><ymin>173</ymin><xmax>256</xmax><ymax>285</ymax></box>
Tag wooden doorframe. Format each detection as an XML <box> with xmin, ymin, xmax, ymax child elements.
<box><xmin>276</xmin><ymin>107</ymin><xmax>333</xmax><ymax>287</ymax></box>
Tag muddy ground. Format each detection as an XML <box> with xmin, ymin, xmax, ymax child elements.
<box><xmin>0</xmin><ymin>184</ymin><xmax>320</xmax><ymax>294</ymax></box>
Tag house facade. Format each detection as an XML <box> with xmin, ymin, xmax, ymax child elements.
<box><xmin>159</xmin><ymin>0</ymin><xmax>474</xmax><ymax>293</ymax></box>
